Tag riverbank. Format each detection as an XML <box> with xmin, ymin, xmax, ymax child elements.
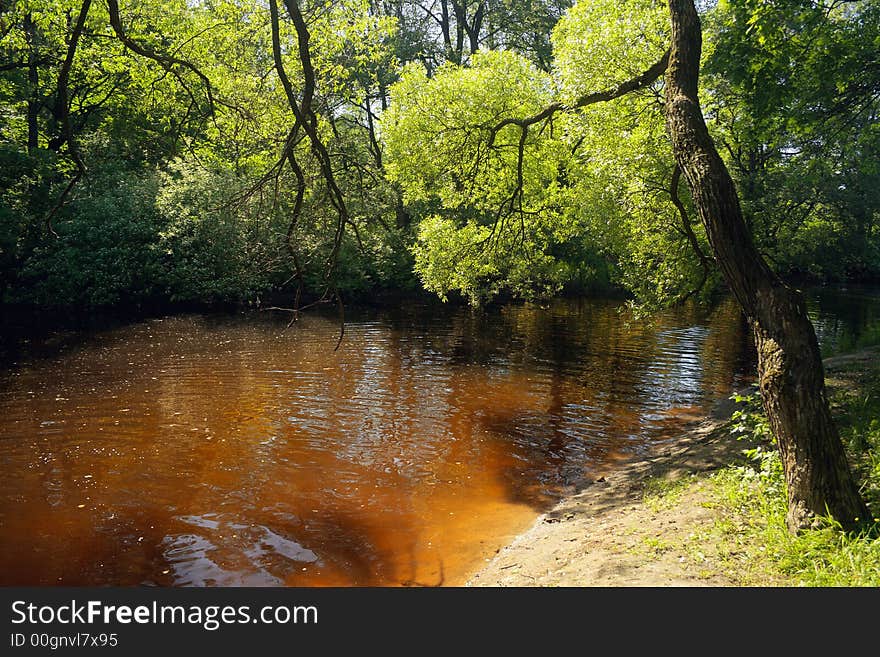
<box><xmin>467</xmin><ymin>346</ymin><xmax>880</xmax><ymax>587</ymax></box>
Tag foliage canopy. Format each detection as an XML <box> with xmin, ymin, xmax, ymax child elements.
<box><xmin>0</xmin><ymin>0</ymin><xmax>876</xmax><ymax>308</ymax></box>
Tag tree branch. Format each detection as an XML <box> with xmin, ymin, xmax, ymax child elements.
<box><xmin>275</xmin><ymin>0</ymin><xmax>352</xmax><ymax>285</ymax></box>
<box><xmin>489</xmin><ymin>50</ymin><xmax>670</xmax><ymax>143</ymax></box>
<box><xmin>107</xmin><ymin>0</ymin><xmax>216</xmax><ymax>115</ymax></box>
<box><xmin>670</xmin><ymin>164</ymin><xmax>711</xmax><ymax>301</ymax></box>
<box><xmin>481</xmin><ymin>52</ymin><xmax>671</xmax><ymax>249</ymax></box>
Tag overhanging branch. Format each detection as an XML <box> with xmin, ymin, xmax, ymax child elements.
<box><xmin>489</xmin><ymin>50</ymin><xmax>670</xmax><ymax>144</ymax></box>
<box><xmin>482</xmin><ymin>51</ymin><xmax>671</xmax><ymax>247</ymax></box>
<box><xmin>107</xmin><ymin>0</ymin><xmax>216</xmax><ymax>115</ymax></box>
<box><xmin>43</xmin><ymin>0</ymin><xmax>92</xmax><ymax>235</ymax></box>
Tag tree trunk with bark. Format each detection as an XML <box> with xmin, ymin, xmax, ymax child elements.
<box><xmin>664</xmin><ymin>0</ymin><xmax>868</xmax><ymax>531</ymax></box>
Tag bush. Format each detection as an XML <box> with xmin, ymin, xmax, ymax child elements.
<box><xmin>11</xmin><ymin>167</ymin><xmax>165</xmax><ymax>307</ymax></box>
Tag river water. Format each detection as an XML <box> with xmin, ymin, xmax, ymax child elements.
<box><xmin>0</xmin><ymin>289</ymin><xmax>877</xmax><ymax>586</ymax></box>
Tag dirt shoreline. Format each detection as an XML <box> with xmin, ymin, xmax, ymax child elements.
<box><xmin>465</xmin><ymin>390</ymin><xmax>756</xmax><ymax>586</ymax></box>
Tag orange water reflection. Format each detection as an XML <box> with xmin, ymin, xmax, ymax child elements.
<box><xmin>0</xmin><ymin>298</ymin><xmax>750</xmax><ymax>585</ymax></box>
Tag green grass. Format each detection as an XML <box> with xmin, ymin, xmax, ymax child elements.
<box><xmin>642</xmin><ymin>473</ymin><xmax>699</xmax><ymax>512</ymax></box>
<box><xmin>650</xmin><ymin>349</ymin><xmax>880</xmax><ymax>586</ymax></box>
<box><xmin>707</xmin><ymin>463</ymin><xmax>880</xmax><ymax>586</ymax></box>
<box><xmin>636</xmin><ymin>536</ymin><xmax>675</xmax><ymax>558</ymax></box>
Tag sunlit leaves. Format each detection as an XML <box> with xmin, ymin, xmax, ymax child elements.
<box><xmin>307</xmin><ymin>0</ymin><xmax>398</xmax><ymax>97</ymax></box>
<box><xmin>382</xmin><ymin>0</ymin><xmax>708</xmax><ymax>306</ymax></box>
<box><xmin>552</xmin><ymin>0</ymin><xmax>667</xmax><ymax>103</ymax></box>
<box><xmin>382</xmin><ymin>50</ymin><xmax>577</xmax><ymax>303</ymax></box>
<box><xmin>703</xmin><ymin>0</ymin><xmax>880</xmax><ymax>281</ymax></box>
<box><xmin>4</xmin><ymin>0</ymin><xmax>876</xmax><ymax>308</ymax></box>
<box><xmin>383</xmin><ymin>51</ymin><xmax>555</xmax><ymax>205</ymax></box>
<box><xmin>412</xmin><ymin>215</ymin><xmax>565</xmax><ymax>304</ymax></box>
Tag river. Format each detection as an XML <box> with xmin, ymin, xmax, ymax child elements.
<box><xmin>0</xmin><ymin>288</ymin><xmax>877</xmax><ymax>586</ymax></box>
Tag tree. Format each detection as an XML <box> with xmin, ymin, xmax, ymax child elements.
<box><xmin>1</xmin><ymin>0</ymin><xmax>413</xmax><ymax>306</ymax></box>
<box><xmin>383</xmin><ymin>0</ymin><xmax>711</xmax><ymax>306</ymax></box>
<box><xmin>664</xmin><ymin>0</ymin><xmax>867</xmax><ymax>530</ymax></box>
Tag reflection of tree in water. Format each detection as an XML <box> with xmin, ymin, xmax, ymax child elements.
<box><xmin>806</xmin><ymin>287</ymin><xmax>880</xmax><ymax>355</ymax></box>
<box><xmin>464</xmin><ymin>298</ymin><xmax>751</xmax><ymax>509</ymax></box>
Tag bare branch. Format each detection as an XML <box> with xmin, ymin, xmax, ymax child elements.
<box><xmin>285</xmin><ymin>141</ymin><xmax>307</xmax><ymax>318</ymax></box>
<box><xmin>274</xmin><ymin>0</ymin><xmax>352</xmax><ymax>285</ymax></box>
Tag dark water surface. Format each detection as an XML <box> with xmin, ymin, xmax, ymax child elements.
<box><xmin>0</xmin><ymin>290</ymin><xmax>875</xmax><ymax>586</ymax></box>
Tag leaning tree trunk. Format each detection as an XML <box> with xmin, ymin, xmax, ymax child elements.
<box><xmin>664</xmin><ymin>0</ymin><xmax>868</xmax><ymax>531</ymax></box>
